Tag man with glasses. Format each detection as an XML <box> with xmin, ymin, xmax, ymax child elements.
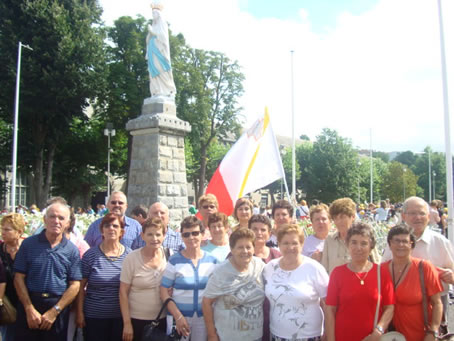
<box><xmin>84</xmin><ymin>191</ymin><xmax>142</xmax><ymax>249</ymax></box>
<box><xmin>382</xmin><ymin>196</ymin><xmax>454</xmax><ymax>335</ymax></box>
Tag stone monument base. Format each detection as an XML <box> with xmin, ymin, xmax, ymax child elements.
<box><xmin>126</xmin><ymin>98</ymin><xmax>191</xmax><ymax>226</ymax></box>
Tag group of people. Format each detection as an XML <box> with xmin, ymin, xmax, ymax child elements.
<box><xmin>0</xmin><ymin>191</ymin><xmax>453</xmax><ymax>341</ymax></box>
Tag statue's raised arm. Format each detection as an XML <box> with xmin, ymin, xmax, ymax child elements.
<box><xmin>146</xmin><ymin>5</ymin><xmax>176</xmax><ymax>100</ymax></box>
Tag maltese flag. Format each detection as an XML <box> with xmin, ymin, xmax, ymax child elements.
<box><xmin>205</xmin><ymin>108</ymin><xmax>286</xmax><ymax>215</ymax></box>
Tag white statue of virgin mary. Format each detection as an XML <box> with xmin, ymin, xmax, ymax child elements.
<box><xmin>146</xmin><ymin>4</ymin><xmax>176</xmax><ymax>99</ymax></box>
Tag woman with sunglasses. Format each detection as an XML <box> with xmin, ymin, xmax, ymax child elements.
<box><xmin>198</xmin><ymin>194</ymin><xmax>219</xmax><ymax>241</ymax></box>
<box><xmin>385</xmin><ymin>224</ymin><xmax>442</xmax><ymax>341</ymax></box>
<box><xmin>160</xmin><ymin>216</ymin><xmax>218</xmax><ymax>341</ymax></box>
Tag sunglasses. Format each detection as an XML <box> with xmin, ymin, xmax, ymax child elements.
<box><xmin>182</xmin><ymin>231</ymin><xmax>201</xmax><ymax>238</ymax></box>
<box><xmin>202</xmin><ymin>205</ymin><xmax>216</xmax><ymax>209</ymax></box>
<box><xmin>110</xmin><ymin>201</ymin><xmax>125</xmax><ymax>205</ymax></box>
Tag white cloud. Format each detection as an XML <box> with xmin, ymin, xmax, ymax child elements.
<box><xmin>99</xmin><ymin>0</ymin><xmax>454</xmax><ymax>153</ymax></box>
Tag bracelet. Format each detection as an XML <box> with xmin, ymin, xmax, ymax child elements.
<box><xmin>425</xmin><ymin>329</ymin><xmax>439</xmax><ymax>338</ymax></box>
<box><xmin>375</xmin><ymin>326</ymin><xmax>384</xmax><ymax>334</ymax></box>
<box><xmin>176</xmin><ymin>315</ymin><xmax>183</xmax><ymax>322</ymax></box>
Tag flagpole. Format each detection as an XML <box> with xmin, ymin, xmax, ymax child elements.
<box><xmin>290</xmin><ymin>50</ymin><xmax>296</xmax><ymax>205</ymax></box>
<box><xmin>370</xmin><ymin>128</ymin><xmax>373</xmax><ymax>203</ymax></box>
<box><xmin>436</xmin><ymin>0</ymin><xmax>453</xmax><ymax>242</ymax></box>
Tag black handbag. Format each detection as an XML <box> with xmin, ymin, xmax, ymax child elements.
<box><xmin>141</xmin><ymin>298</ymin><xmax>181</xmax><ymax>341</ymax></box>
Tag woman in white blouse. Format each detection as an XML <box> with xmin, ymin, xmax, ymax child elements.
<box><xmin>263</xmin><ymin>224</ymin><xmax>329</xmax><ymax>341</ymax></box>
<box><xmin>119</xmin><ymin>218</ymin><xmax>168</xmax><ymax>341</ymax></box>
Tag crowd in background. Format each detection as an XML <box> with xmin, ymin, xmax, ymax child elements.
<box><xmin>0</xmin><ymin>193</ymin><xmax>452</xmax><ymax>341</ymax></box>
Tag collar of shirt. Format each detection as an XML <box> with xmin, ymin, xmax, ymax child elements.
<box><xmin>38</xmin><ymin>228</ymin><xmax>68</xmax><ymax>247</ymax></box>
<box><xmin>416</xmin><ymin>226</ymin><xmax>432</xmax><ymax>244</ymax></box>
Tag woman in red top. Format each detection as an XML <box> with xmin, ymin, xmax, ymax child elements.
<box><xmin>325</xmin><ymin>221</ymin><xmax>394</xmax><ymax>341</ymax></box>
<box><xmin>385</xmin><ymin>224</ymin><xmax>442</xmax><ymax>341</ymax></box>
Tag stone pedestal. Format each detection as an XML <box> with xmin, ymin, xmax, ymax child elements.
<box><xmin>126</xmin><ymin>98</ymin><xmax>191</xmax><ymax>226</ymax></box>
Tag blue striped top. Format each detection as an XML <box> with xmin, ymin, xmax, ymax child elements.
<box><xmin>161</xmin><ymin>251</ymin><xmax>218</xmax><ymax>317</ymax></box>
<box><xmin>14</xmin><ymin>230</ymin><xmax>82</xmax><ymax>295</ymax></box>
<box><xmin>84</xmin><ymin>216</ymin><xmax>142</xmax><ymax>250</ymax></box>
<box><xmin>81</xmin><ymin>245</ymin><xmax>131</xmax><ymax>318</ymax></box>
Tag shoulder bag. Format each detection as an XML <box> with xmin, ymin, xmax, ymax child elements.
<box><xmin>0</xmin><ymin>295</ymin><xmax>17</xmax><ymax>325</ymax></box>
<box><xmin>141</xmin><ymin>297</ymin><xmax>181</xmax><ymax>341</ymax></box>
<box><xmin>374</xmin><ymin>263</ymin><xmax>406</xmax><ymax>341</ymax></box>
<box><xmin>418</xmin><ymin>261</ymin><xmax>454</xmax><ymax>341</ymax></box>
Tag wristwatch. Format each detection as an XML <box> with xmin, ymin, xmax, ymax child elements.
<box><xmin>375</xmin><ymin>325</ymin><xmax>384</xmax><ymax>334</ymax></box>
<box><xmin>53</xmin><ymin>305</ymin><xmax>62</xmax><ymax>314</ymax></box>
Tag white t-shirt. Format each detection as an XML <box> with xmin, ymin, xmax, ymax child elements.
<box><xmin>302</xmin><ymin>235</ymin><xmax>325</xmax><ymax>257</ymax></box>
<box><xmin>263</xmin><ymin>257</ymin><xmax>329</xmax><ymax>339</ymax></box>
<box><xmin>120</xmin><ymin>248</ymin><xmax>167</xmax><ymax>320</ymax></box>
<box><xmin>203</xmin><ymin>257</ymin><xmax>265</xmax><ymax>340</ymax></box>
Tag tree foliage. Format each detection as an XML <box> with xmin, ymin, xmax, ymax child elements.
<box><xmin>174</xmin><ymin>48</ymin><xmax>244</xmax><ymax>201</ymax></box>
<box><xmin>0</xmin><ymin>0</ymin><xmax>107</xmax><ymax>207</ymax></box>
<box><xmin>299</xmin><ymin>128</ymin><xmax>360</xmax><ymax>203</ymax></box>
<box><xmin>383</xmin><ymin>161</ymin><xmax>419</xmax><ymax>203</ymax></box>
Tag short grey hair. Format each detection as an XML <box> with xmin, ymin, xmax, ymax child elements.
<box><xmin>108</xmin><ymin>191</ymin><xmax>127</xmax><ymax>204</ymax></box>
<box><xmin>402</xmin><ymin>196</ymin><xmax>429</xmax><ymax>213</ymax></box>
<box><xmin>45</xmin><ymin>202</ymin><xmax>71</xmax><ymax>219</ymax></box>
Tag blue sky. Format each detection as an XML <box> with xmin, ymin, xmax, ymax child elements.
<box><xmin>100</xmin><ymin>0</ymin><xmax>454</xmax><ymax>153</ymax></box>
<box><xmin>239</xmin><ymin>0</ymin><xmax>380</xmax><ymax>32</ymax></box>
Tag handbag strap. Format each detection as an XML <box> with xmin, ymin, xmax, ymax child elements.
<box><xmin>154</xmin><ymin>297</ymin><xmax>175</xmax><ymax>322</ymax></box>
<box><xmin>374</xmin><ymin>263</ymin><xmax>381</xmax><ymax>328</ymax></box>
<box><xmin>418</xmin><ymin>260</ymin><xmax>429</xmax><ymax>328</ymax></box>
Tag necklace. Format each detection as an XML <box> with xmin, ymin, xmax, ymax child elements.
<box><xmin>392</xmin><ymin>261</ymin><xmax>410</xmax><ymax>289</ymax></box>
<box><xmin>100</xmin><ymin>244</ymin><xmax>123</xmax><ymax>261</ymax></box>
<box><xmin>350</xmin><ymin>262</ymin><xmax>371</xmax><ymax>285</ymax></box>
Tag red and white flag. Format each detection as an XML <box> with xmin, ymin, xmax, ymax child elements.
<box><xmin>205</xmin><ymin>108</ymin><xmax>286</xmax><ymax>215</ymax></box>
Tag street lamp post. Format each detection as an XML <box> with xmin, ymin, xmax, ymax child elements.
<box><xmin>433</xmin><ymin>171</ymin><xmax>436</xmax><ymax>200</ymax></box>
<box><xmin>104</xmin><ymin>123</ymin><xmax>115</xmax><ymax>202</ymax></box>
<box><xmin>11</xmin><ymin>42</ymin><xmax>33</xmax><ymax>212</ymax></box>
<box><xmin>403</xmin><ymin>168</ymin><xmax>407</xmax><ymax>202</ymax></box>
<box><xmin>357</xmin><ymin>161</ymin><xmax>361</xmax><ymax>203</ymax></box>
<box><xmin>416</xmin><ymin>150</ymin><xmax>432</xmax><ymax>202</ymax></box>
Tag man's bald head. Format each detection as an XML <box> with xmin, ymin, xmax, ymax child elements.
<box><xmin>148</xmin><ymin>202</ymin><xmax>169</xmax><ymax>227</ymax></box>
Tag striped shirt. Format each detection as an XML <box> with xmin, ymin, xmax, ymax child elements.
<box><xmin>84</xmin><ymin>216</ymin><xmax>142</xmax><ymax>250</ymax></box>
<box><xmin>161</xmin><ymin>251</ymin><xmax>218</xmax><ymax>317</ymax></box>
<box><xmin>14</xmin><ymin>230</ymin><xmax>82</xmax><ymax>295</ymax></box>
<box><xmin>82</xmin><ymin>245</ymin><xmax>131</xmax><ymax>318</ymax></box>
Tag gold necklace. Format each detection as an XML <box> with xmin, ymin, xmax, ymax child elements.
<box><xmin>100</xmin><ymin>244</ymin><xmax>122</xmax><ymax>261</ymax></box>
<box><xmin>350</xmin><ymin>262</ymin><xmax>371</xmax><ymax>285</ymax></box>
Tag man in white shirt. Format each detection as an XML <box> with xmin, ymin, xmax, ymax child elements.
<box><xmin>382</xmin><ymin>196</ymin><xmax>454</xmax><ymax>333</ymax></box>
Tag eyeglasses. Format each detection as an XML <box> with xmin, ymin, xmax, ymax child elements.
<box><xmin>110</xmin><ymin>201</ymin><xmax>125</xmax><ymax>205</ymax></box>
<box><xmin>406</xmin><ymin>211</ymin><xmax>427</xmax><ymax>217</ymax></box>
<box><xmin>391</xmin><ymin>238</ymin><xmax>412</xmax><ymax>246</ymax></box>
<box><xmin>182</xmin><ymin>231</ymin><xmax>201</xmax><ymax>238</ymax></box>
<box><xmin>103</xmin><ymin>223</ymin><xmax>121</xmax><ymax>229</ymax></box>
<box><xmin>202</xmin><ymin>205</ymin><xmax>216</xmax><ymax>210</ymax></box>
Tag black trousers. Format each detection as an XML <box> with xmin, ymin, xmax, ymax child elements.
<box><xmin>15</xmin><ymin>293</ymin><xmax>69</xmax><ymax>341</ymax></box>
<box><xmin>84</xmin><ymin>317</ymin><xmax>123</xmax><ymax>341</ymax></box>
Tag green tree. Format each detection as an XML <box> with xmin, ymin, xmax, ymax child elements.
<box><xmin>52</xmin><ymin>116</ymin><xmax>107</xmax><ymax>206</ymax></box>
<box><xmin>394</xmin><ymin>151</ymin><xmax>416</xmax><ymax>167</ymax></box>
<box><xmin>96</xmin><ymin>16</ymin><xmax>151</xmax><ymax>182</ymax></box>
<box><xmin>383</xmin><ymin>161</ymin><xmax>419</xmax><ymax>202</ymax></box>
<box><xmin>174</xmin><ymin>48</ymin><xmax>244</xmax><ymax>202</ymax></box>
<box><xmin>302</xmin><ymin>128</ymin><xmax>360</xmax><ymax>203</ymax></box>
<box><xmin>372</xmin><ymin>151</ymin><xmax>390</xmax><ymax>163</ymax></box>
<box><xmin>0</xmin><ymin>0</ymin><xmax>107</xmax><ymax>207</ymax></box>
<box><xmin>359</xmin><ymin>157</ymin><xmax>389</xmax><ymax>203</ymax></box>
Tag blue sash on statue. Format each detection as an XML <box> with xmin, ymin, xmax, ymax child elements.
<box><xmin>147</xmin><ymin>36</ymin><xmax>171</xmax><ymax>78</ymax></box>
